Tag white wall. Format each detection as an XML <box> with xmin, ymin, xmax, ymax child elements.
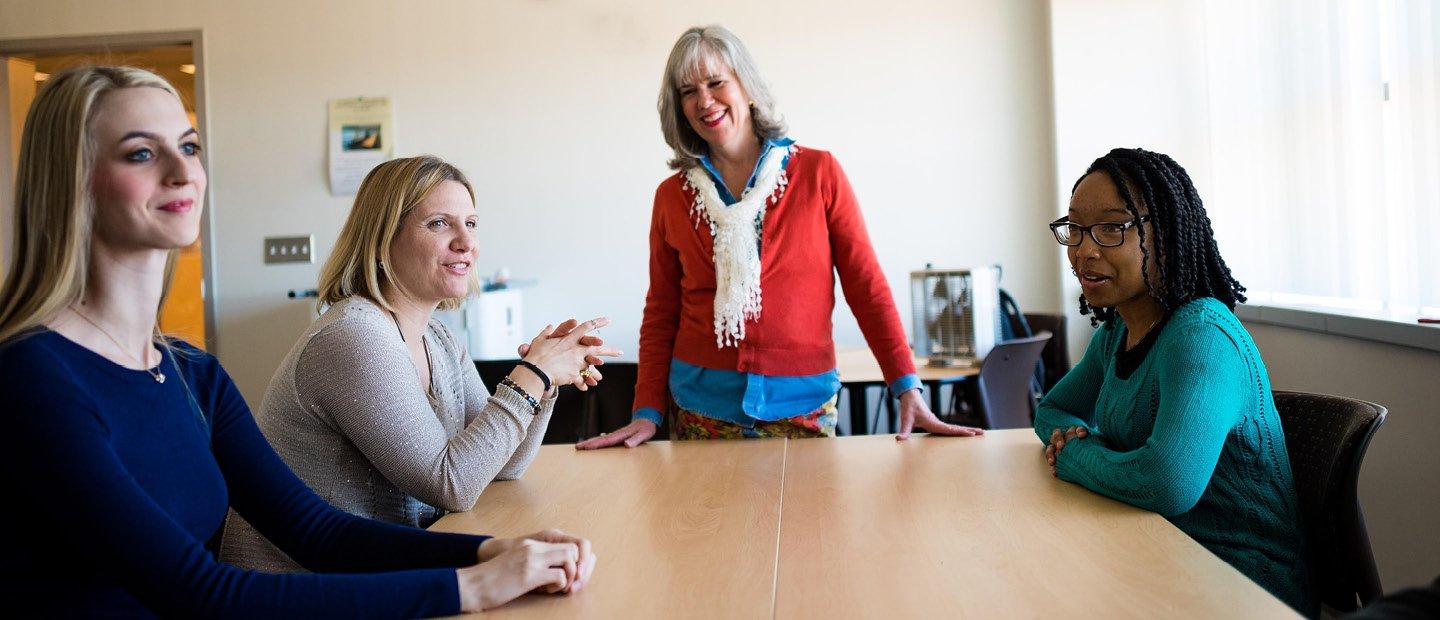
<box><xmin>1246</xmin><ymin>322</ymin><xmax>1440</xmax><ymax>591</ymax></box>
<box><xmin>0</xmin><ymin>0</ymin><xmax>1060</xmax><ymax>405</ymax></box>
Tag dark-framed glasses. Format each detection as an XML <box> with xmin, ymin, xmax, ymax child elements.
<box><xmin>1049</xmin><ymin>215</ymin><xmax>1151</xmax><ymax>247</ymax></box>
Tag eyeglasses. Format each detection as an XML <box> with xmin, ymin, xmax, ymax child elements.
<box><xmin>1049</xmin><ymin>215</ymin><xmax>1151</xmax><ymax>247</ymax></box>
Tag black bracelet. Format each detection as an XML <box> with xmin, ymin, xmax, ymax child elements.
<box><xmin>498</xmin><ymin>376</ymin><xmax>542</xmax><ymax>415</ymax></box>
<box><xmin>516</xmin><ymin>360</ymin><xmax>552</xmax><ymax>392</ymax></box>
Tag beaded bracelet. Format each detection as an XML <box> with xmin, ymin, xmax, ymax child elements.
<box><xmin>498</xmin><ymin>376</ymin><xmax>542</xmax><ymax>415</ymax></box>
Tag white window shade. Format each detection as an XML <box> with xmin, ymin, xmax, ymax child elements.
<box><xmin>1201</xmin><ymin>0</ymin><xmax>1440</xmax><ymax>318</ymax></box>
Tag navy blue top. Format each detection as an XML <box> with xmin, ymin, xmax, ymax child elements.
<box><xmin>0</xmin><ymin>330</ymin><xmax>490</xmax><ymax>618</ymax></box>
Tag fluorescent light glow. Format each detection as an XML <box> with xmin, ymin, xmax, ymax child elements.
<box><xmin>179</xmin><ymin>64</ymin><xmax>195</xmax><ymax>75</ymax></box>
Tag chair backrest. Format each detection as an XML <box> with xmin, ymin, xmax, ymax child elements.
<box><xmin>975</xmin><ymin>332</ymin><xmax>1052</xmax><ymax>429</ymax></box>
<box><xmin>1272</xmin><ymin>390</ymin><xmax>1388</xmax><ymax>612</ymax></box>
<box><xmin>998</xmin><ymin>291</ymin><xmax>1056</xmax><ymax>398</ymax></box>
<box><xmin>998</xmin><ymin>288</ymin><xmax>1031</xmax><ymax>341</ymax></box>
<box><xmin>586</xmin><ymin>363</ymin><xmax>651</xmax><ymax>438</ymax></box>
<box><xmin>475</xmin><ymin>360</ymin><xmax>649</xmax><ymax>444</ymax></box>
<box><xmin>1022</xmin><ymin>312</ymin><xmax>1071</xmax><ymax>392</ymax></box>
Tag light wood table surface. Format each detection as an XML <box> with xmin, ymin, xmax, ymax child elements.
<box><xmin>774</xmin><ymin>431</ymin><xmax>1297</xmax><ymax>619</ymax></box>
<box><xmin>431</xmin><ymin>431</ymin><xmax>1297</xmax><ymax>618</ymax></box>
<box><xmin>430</xmin><ymin>438</ymin><xmax>788</xmax><ymax>618</ymax></box>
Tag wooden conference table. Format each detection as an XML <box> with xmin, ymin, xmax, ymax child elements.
<box><xmin>431</xmin><ymin>431</ymin><xmax>1296</xmax><ymax>618</ymax></box>
<box><xmin>834</xmin><ymin>346</ymin><xmax>978</xmax><ymax>434</ymax></box>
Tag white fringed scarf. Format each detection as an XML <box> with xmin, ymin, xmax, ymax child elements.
<box><xmin>682</xmin><ymin>145</ymin><xmax>795</xmax><ymax>347</ymax></box>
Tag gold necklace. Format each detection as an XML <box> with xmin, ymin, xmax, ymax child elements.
<box><xmin>1126</xmin><ymin>316</ymin><xmax>1162</xmax><ymax>350</ymax></box>
<box><xmin>70</xmin><ymin>307</ymin><xmax>166</xmax><ymax>383</ymax></box>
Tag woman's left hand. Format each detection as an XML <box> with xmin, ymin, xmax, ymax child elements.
<box><xmin>895</xmin><ymin>389</ymin><xmax>984</xmax><ymax>440</ymax></box>
<box><xmin>1045</xmin><ymin>426</ymin><xmax>1088</xmax><ymax>476</ymax></box>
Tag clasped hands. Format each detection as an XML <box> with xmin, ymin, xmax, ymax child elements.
<box><xmin>516</xmin><ymin>318</ymin><xmax>621</xmax><ymax>392</ymax></box>
<box><xmin>1043</xmin><ymin>426</ymin><xmax>1089</xmax><ymax>477</ymax></box>
<box><xmin>458</xmin><ymin>529</ymin><xmax>597</xmax><ymax>612</ymax></box>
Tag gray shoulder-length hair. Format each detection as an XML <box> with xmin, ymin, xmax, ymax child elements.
<box><xmin>658</xmin><ymin>25</ymin><xmax>788</xmax><ymax>171</ymax></box>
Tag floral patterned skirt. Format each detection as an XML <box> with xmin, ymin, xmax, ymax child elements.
<box><xmin>670</xmin><ymin>395</ymin><xmax>838</xmax><ymax>440</ymax></box>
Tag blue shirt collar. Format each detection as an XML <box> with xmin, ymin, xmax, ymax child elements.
<box><xmin>698</xmin><ymin>136</ymin><xmax>795</xmax><ymax>205</ymax></box>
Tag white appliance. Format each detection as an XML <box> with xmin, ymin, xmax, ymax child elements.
<box><xmin>909</xmin><ymin>266</ymin><xmax>1002</xmax><ymax>367</ymax></box>
<box><xmin>464</xmin><ymin>289</ymin><xmax>524</xmax><ymax>360</ymax></box>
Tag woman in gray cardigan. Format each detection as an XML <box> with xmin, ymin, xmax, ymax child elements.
<box><xmin>222</xmin><ymin>156</ymin><xmax>618</xmax><ymax>572</ymax></box>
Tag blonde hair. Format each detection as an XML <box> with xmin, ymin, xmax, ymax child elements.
<box><xmin>0</xmin><ymin>65</ymin><xmax>183</xmax><ymax>344</ymax></box>
<box><xmin>318</xmin><ymin>155</ymin><xmax>477</xmax><ymax>312</ymax></box>
<box><xmin>658</xmin><ymin>25</ymin><xmax>787</xmax><ymax>171</ymax></box>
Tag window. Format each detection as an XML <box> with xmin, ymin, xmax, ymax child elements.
<box><xmin>1201</xmin><ymin>0</ymin><xmax>1440</xmax><ymax>319</ymax></box>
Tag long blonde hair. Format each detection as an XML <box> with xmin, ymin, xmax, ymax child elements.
<box><xmin>0</xmin><ymin>65</ymin><xmax>184</xmax><ymax>345</ymax></box>
<box><xmin>317</xmin><ymin>155</ymin><xmax>477</xmax><ymax>312</ymax></box>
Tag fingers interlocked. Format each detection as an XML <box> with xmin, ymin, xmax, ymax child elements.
<box><xmin>520</xmin><ymin>317</ymin><xmax>623</xmax><ymax>392</ymax></box>
<box><xmin>1045</xmin><ymin>426</ymin><xmax>1088</xmax><ymax>477</ymax></box>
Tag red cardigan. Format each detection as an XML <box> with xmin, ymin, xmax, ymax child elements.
<box><xmin>633</xmin><ymin>146</ymin><xmax>916</xmax><ymax>414</ymax></box>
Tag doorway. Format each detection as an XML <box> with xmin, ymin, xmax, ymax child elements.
<box><xmin>0</xmin><ymin>32</ymin><xmax>216</xmax><ymax>351</ymax></box>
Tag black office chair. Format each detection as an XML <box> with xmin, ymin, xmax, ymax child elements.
<box><xmin>967</xmin><ymin>332</ymin><xmax>1051</xmax><ymax>429</ymax></box>
<box><xmin>581</xmin><ymin>363</ymin><xmax>658</xmax><ymax>440</ymax></box>
<box><xmin>1021</xmin><ymin>313</ymin><xmax>1071</xmax><ymax>391</ymax></box>
<box><xmin>1273</xmin><ymin>390</ymin><xmax>1387</xmax><ymax>612</ymax></box>
<box><xmin>475</xmin><ymin>360</ymin><xmax>649</xmax><ymax>444</ymax></box>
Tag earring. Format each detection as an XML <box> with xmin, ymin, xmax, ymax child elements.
<box><xmin>748</xmin><ymin>100</ymin><xmax>756</xmax><ymax>107</ymax></box>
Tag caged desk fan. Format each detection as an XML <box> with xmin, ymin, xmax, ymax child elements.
<box><xmin>910</xmin><ymin>265</ymin><xmax>1002</xmax><ymax>367</ymax></box>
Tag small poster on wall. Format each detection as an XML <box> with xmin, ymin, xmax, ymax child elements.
<box><xmin>327</xmin><ymin>96</ymin><xmax>394</xmax><ymax>196</ymax></box>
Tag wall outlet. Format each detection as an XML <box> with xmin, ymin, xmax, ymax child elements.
<box><xmin>264</xmin><ymin>235</ymin><xmax>313</xmax><ymax>264</ymax></box>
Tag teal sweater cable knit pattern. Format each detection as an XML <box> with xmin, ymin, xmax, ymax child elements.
<box><xmin>1034</xmin><ymin>298</ymin><xmax>1313</xmax><ymax>615</ymax></box>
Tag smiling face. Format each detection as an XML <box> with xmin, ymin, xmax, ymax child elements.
<box><xmin>386</xmin><ymin>180</ymin><xmax>478</xmax><ymax>307</ymax></box>
<box><xmin>1066</xmin><ymin>172</ymin><xmax>1157</xmax><ymax>312</ymax></box>
<box><xmin>678</xmin><ymin>56</ymin><xmax>754</xmax><ymax>155</ymax></box>
<box><xmin>87</xmin><ymin>86</ymin><xmax>206</xmax><ymax>252</ymax></box>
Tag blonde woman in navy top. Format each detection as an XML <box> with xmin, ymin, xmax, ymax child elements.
<box><xmin>0</xmin><ymin>65</ymin><xmax>593</xmax><ymax>617</ymax></box>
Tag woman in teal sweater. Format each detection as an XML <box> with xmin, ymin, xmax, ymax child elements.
<box><xmin>1037</xmin><ymin>148</ymin><xmax>1314</xmax><ymax>615</ymax></box>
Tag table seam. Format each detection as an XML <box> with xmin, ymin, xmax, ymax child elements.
<box><xmin>770</xmin><ymin>438</ymin><xmax>788</xmax><ymax>620</ymax></box>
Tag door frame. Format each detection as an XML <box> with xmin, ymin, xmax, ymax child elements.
<box><xmin>0</xmin><ymin>30</ymin><xmax>218</xmax><ymax>352</ymax></box>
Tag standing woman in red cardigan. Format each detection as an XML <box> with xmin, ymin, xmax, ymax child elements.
<box><xmin>578</xmin><ymin>25</ymin><xmax>982</xmax><ymax>449</ymax></box>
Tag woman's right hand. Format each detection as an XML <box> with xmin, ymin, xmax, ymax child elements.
<box><xmin>456</xmin><ymin>536</ymin><xmax>588</xmax><ymax>612</ymax></box>
<box><xmin>518</xmin><ymin>318</ymin><xmax>622</xmax><ymax>392</ymax></box>
<box><xmin>575</xmin><ymin>419</ymin><xmax>658</xmax><ymax>450</ymax></box>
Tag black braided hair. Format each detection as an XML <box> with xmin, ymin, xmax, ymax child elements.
<box><xmin>1072</xmin><ymin>148</ymin><xmax>1246</xmax><ymax>324</ymax></box>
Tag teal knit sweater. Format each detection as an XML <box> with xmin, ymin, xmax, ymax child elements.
<box><xmin>1034</xmin><ymin>298</ymin><xmax>1313</xmax><ymax>615</ymax></box>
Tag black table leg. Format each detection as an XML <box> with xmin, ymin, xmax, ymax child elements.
<box><xmin>846</xmin><ymin>385</ymin><xmax>868</xmax><ymax>436</ymax></box>
<box><xmin>884</xmin><ymin>388</ymin><xmax>898</xmax><ymax>433</ymax></box>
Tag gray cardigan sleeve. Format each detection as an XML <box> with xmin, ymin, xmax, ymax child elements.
<box><xmin>293</xmin><ymin>317</ymin><xmax>554</xmax><ymax>513</ymax></box>
<box><xmin>464</xmin><ymin>365</ymin><xmax>554</xmax><ymax>481</ymax></box>
<box><xmin>454</xmin><ymin>330</ymin><xmax>554</xmax><ymax>481</ymax></box>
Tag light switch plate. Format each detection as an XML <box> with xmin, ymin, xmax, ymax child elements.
<box><xmin>264</xmin><ymin>235</ymin><xmax>313</xmax><ymax>264</ymax></box>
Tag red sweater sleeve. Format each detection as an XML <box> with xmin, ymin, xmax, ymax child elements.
<box><xmin>633</xmin><ymin>179</ymin><xmax>684</xmax><ymax>415</ymax></box>
<box><xmin>823</xmin><ymin>152</ymin><xmax>917</xmax><ymax>385</ymax></box>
